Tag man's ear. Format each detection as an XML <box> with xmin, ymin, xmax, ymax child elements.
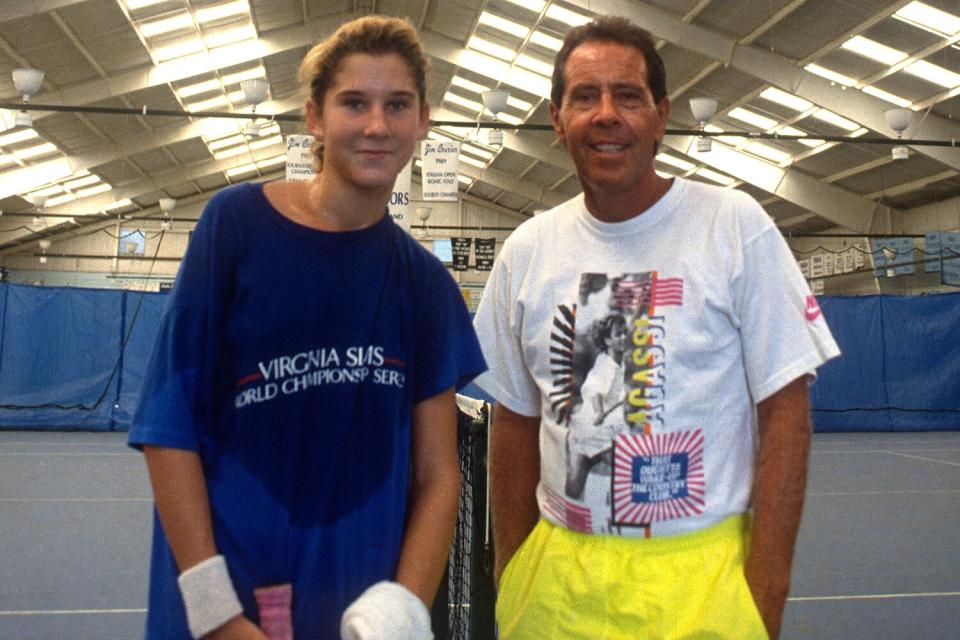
<box><xmin>550</xmin><ymin>101</ymin><xmax>567</xmax><ymax>147</ymax></box>
<box><xmin>418</xmin><ymin>101</ymin><xmax>431</xmax><ymax>139</ymax></box>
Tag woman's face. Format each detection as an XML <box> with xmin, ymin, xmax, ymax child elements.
<box><xmin>306</xmin><ymin>52</ymin><xmax>429</xmax><ymax>194</ymax></box>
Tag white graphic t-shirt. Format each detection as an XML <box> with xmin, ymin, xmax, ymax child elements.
<box><xmin>474</xmin><ymin>178</ymin><xmax>840</xmax><ymax>538</ymax></box>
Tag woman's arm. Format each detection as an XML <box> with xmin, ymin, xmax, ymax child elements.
<box><xmin>394</xmin><ymin>387</ymin><xmax>462</xmax><ymax>606</ymax></box>
<box><xmin>143</xmin><ymin>446</ymin><xmax>267</xmax><ymax>639</ymax></box>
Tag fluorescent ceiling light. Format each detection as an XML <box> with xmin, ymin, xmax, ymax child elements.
<box><xmin>226</xmin><ymin>89</ymin><xmax>246</xmax><ymax>104</ymax></box>
<box><xmin>428</xmin><ymin>131</ymin><xmax>456</xmax><ymax>143</ymax></box>
<box><xmin>462</xmin><ymin>143</ymin><xmax>495</xmax><ymax>160</ymax></box>
<box><xmin>221</xmin><ymin>66</ymin><xmax>265</xmax><ymax>86</ymax></box>
<box><xmin>457</xmin><ymin>174</ymin><xmax>473</xmax><ymax>186</ymax></box>
<box><xmin>744</xmin><ymin>142</ymin><xmax>792</xmax><ymax>164</ymax></box>
<box><xmin>444</xmin><ymin>92</ymin><xmax>483</xmax><ymax>113</ymax></box>
<box><xmin>778</xmin><ymin>125</ymin><xmax>823</xmax><ymax>147</ymax></box>
<box><xmin>851</xmin><ymin>128</ymin><xmax>869</xmax><ymax>137</ymax></box>
<box><xmin>248</xmin><ymin>135</ymin><xmax>283</xmax><ymax>150</ymax></box>
<box><xmin>140</xmin><ymin>13</ymin><xmax>194</xmax><ymax>38</ymax></box>
<box><xmin>811</xmin><ymin>109</ymin><xmax>860</xmax><ymax>131</ymax></box>
<box><xmin>458</xmin><ymin>50</ymin><xmax>511</xmax><ymax>89</ymax></box>
<box><xmin>196</xmin><ymin>0</ymin><xmax>250</xmax><ymax>23</ymax></box>
<box><xmin>704</xmin><ymin>123</ymin><xmax>741</xmax><ymax>146</ymax></box>
<box><xmin>226</xmin><ymin>162</ymin><xmax>257</xmax><ymax>177</ymax></box>
<box><xmin>695</xmin><ymin>167</ymin><xmax>735</xmax><ymax>186</ymax></box>
<box><xmin>213</xmin><ymin>144</ymin><xmax>248</xmax><ymax>160</ymax></box>
<box><xmin>207</xmin><ymin>134</ymin><xmax>245</xmax><ymax>150</ymax></box>
<box><xmin>259</xmin><ymin>122</ymin><xmax>281</xmax><ymax>136</ymax></box>
<box><xmin>0</xmin><ymin>127</ymin><xmax>39</xmax><ymax>147</ymax></box>
<box><xmin>103</xmin><ymin>198</ymin><xmax>133</xmax><ymax>211</ymax></box>
<box><xmin>508</xmin><ymin>96</ymin><xmax>533</xmax><ymax>111</ymax></box>
<box><xmin>451</xmin><ymin>76</ymin><xmax>490</xmax><ymax>94</ymax></box>
<box><xmin>468</xmin><ymin>36</ymin><xmax>516</xmax><ymax>62</ymax></box>
<box><xmin>894</xmin><ymin>2</ymin><xmax>960</xmax><ymax>37</ymax></box>
<box><xmin>727</xmin><ymin>107</ymin><xmax>778</xmax><ymax>130</ymax></box>
<box><xmin>154</xmin><ymin>38</ymin><xmax>205</xmax><ymax>62</ymax></box>
<box><xmin>177</xmin><ymin>78</ymin><xmax>221</xmax><ymax>98</ymax></box>
<box><xmin>29</xmin><ymin>185</ymin><xmax>64</xmax><ymax>198</ymax></box>
<box><xmin>545</xmin><ymin>5</ymin><xmax>591</xmax><ymax>26</ymax></box>
<box><xmin>804</xmin><ymin>63</ymin><xmax>856</xmax><ymax>86</ymax></box>
<box><xmin>841</xmin><ymin>36</ymin><xmax>907</xmax><ymax>65</ymax></box>
<box><xmin>438</xmin><ymin>125</ymin><xmax>466</xmax><ymax>139</ymax></box>
<box><xmin>479</xmin><ymin>12</ymin><xmax>529</xmax><ymax>38</ymax></box>
<box><xmin>205</xmin><ymin>24</ymin><xmax>256</xmax><ymax>49</ymax></box>
<box><xmin>506</xmin><ymin>66</ymin><xmax>551</xmax><ymax>98</ymax></box>
<box><xmin>759</xmin><ymin>87</ymin><xmax>812</xmax><ymax>112</ymax></box>
<box><xmin>497</xmin><ymin>113</ymin><xmax>523</xmax><ymax>126</ymax></box>
<box><xmin>188</xmin><ymin>94</ymin><xmax>229</xmax><ymax>111</ymax></box>
<box><xmin>657</xmin><ymin>153</ymin><xmax>695</xmax><ymax>171</ymax></box>
<box><xmin>516</xmin><ymin>53</ymin><xmax>553</xmax><ymax>77</ymax></box>
<box><xmin>502</xmin><ymin>0</ymin><xmax>546</xmax><ymax>12</ymax></box>
<box><xmin>0</xmin><ymin>155</ymin><xmax>16</xmax><ymax>168</ymax></box>
<box><xmin>530</xmin><ymin>31</ymin><xmax>563</xmax><ymax>51</ymax></box>
<box><xmin>460</xmin><ymin>155</ymin><xmax>487</xmax><ymax>169</ymax></box>
<box><xmin>15</xmin><ymin>142</ymin><xmax>58</xmax><ymax>160</ymax></box>
<box><xmin>903</xmin><ymin>60</ymin><xmax>960</xmax><ymax>87</ymax></box>
<box><xmin>861</xmin><ymin>85</ymin><xmax>912</xmax><ymax>107</ymax></box>
<box><xmin>76</xmin><ymin>183</ymin><xmax>113</xmax><ymax>198</ymax></box>
<box><xmin>63</xmin><ymin>174</ymin><xmax>102</xmax><ymax>190</ymax></box>
<box><xmin>656</xmin><ymin>170</ymin><xmax>678</xmax><ymax>179</ymax></box>
<box><xmin>257</xmin><ymin>155</ymin><xmax>285</xmax><ymax>169</ymax></box>
<box><xmin>45</xmin><ymin>193</ymin><xmax>78</xmax><ymax>207</ymax></box>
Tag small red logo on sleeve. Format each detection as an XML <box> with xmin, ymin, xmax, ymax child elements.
<box><xmin>804</xmin><ymin>295</ymin><xmax>822</xmax><ymax>322</ymax></box>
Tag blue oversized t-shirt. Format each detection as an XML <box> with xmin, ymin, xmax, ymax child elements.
<box><xmin>129</xmin><ymin>183</ymin><xmax>485</xmax><ymax>638</ymax></box>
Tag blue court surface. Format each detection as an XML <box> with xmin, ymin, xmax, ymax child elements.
<box><xmin>1</xmin><ymin>430</ymin><xmax>957</xmax><ymax>639</ymax></box>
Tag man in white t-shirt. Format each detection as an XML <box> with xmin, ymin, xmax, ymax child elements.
<box><xmin>472</xmin><ymin>15</ymin><xmax>840</xmax><ymax>640</ymax></box>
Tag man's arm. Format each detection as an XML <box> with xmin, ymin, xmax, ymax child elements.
<box><xmin>143</xmin><ymin>446</ymin><xmax>268</xmax><ymax>639</ymax></box>
<box><xmin>745</xmin><ymin>376</ymin><xmax>813</xmax><ymax>640</ymax></box>
<box><xmin>395</xmin><ymin>388</ymin><xmax>462</xmax><ymax>606</ymax></box>
<box><xmin>489</xmin><ymin>403</ymin><xmax>541</xmax><ymax>587</ymax></box>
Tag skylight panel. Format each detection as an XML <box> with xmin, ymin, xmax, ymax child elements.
<box><xmin>248</xmin><ymin>135</ymin><xmax>283</xmax><ymax>151</ymax></box>
<box><xmin>841</xmin><ymin>36</ymin><xmax>908</xmax><ymax>66</ymax></box>
<box><xmin>812</xmin><ymin>109</ymin><xmax>859</xmax><ymax>131</ymax></box>
<box><xmin>497</xmin><ymin>113</ymin><xmax>523</xmax><ymax>126</ymax></box>
<box><xmin>257</xmin><ymin>155</ymin><xmax>286</xmax><ymax>170</ymax></box>
<box><xmin>205</xmin><ymin>24</ymin><xmax>256</xmax><ymax>49</ymax></box>
<box><xmin>76</xmin><ymin>183</ymin><xmax>113</xmax><ymax>198</ymax></box>
<box><xmin>207</xmin><ymin>134</ymin><xmax>245</xmax><ymax>150</ymax></box>
<box><xmin>778</xmin><ymin>125</ymin><xmax>824</xmax><ymax>148</ymax></box>
<box><xmin>0</xmin><ymin>128</ymin><xmax>39</xmax><ymax>147</ymax></box>
<box><xmin>15</xmin><ymin>142</ymin><xmax>58</xmax><ymax>160</ymax></box>
<box><xmin>103</xmin><ymin>198</ymin><xmax>133</xmax><ymax>211</ymax></box>
<box><xmin>457</xmin><ymin>174</ymin><xmax>474</xmax><ymax>186</ymax></box>
<box><xmin>154</xmin><ymin>38</ymin><xmax>205</xmax><ymax>62</ymax></box>
<box><xmin>29</xmin><ymin>185</ymin><xmax>65</xmax><ymax>198</ymax></box>
<box><xmin>213</xmin><ymin>145</ymin><xmax>248</xmax><ymax>160</ymax></box>
<box><xmin>459</xmin><ymin>154</ymin><xmax>487</xmax><ymax>169</ymax></box>
<box><xmin>545</xmin><ymin>5</ymin><xmax>591</xmax><ymax>26</ymax></box>
<box><xmin>530</xmin><ymin>31</ymin><xmax>563</xmax><ymax>51</ymax></box>
<box><xmin>744</xmin><ymin>142</ymin><xmax>792</xmax><ymax>164</ymax></box>
<box><xmin>437</xmin><ymin>125</ymin><xmax>467</xmax><ymax>139</ymax></box>
<box><xmin>804</xmin><ymin>64</ymin><xmax>856</xmax><ymax>86</ymax></box>
<box><xmin>502</xmin><ymin>0</ymin><xmax>546</xmax><ymax>13</ymax></box>
<box><xmin>221</xmin><ymin>66</ymin><xmax>265</xmax><ymax>86</ymax></box>
<box><xmin>188</xmin><ymin>94</ymin><xmax>229</xmax><ymax>111</ymax></box>
<box><xmin>428</xmin><ymin>131</ymin><xmax>456</xmax><ymax>143</ymax></box>
<box><xmin>451</xmin><ymin>76</ymin><xmax>490</xmax><ymax>94</ymax></box>
<box><xmin>196</xmin><ymin>0</ymin><xmax>251</xmax><ymax>24</ymax></box>
<box><xmin>444</xmin><ymin>92</ymin><xmax>483</xmax><ymax>113</ymax></box>
<box><xmin>468</xmin><ymin>36</ymin><xmax>516</xmax><ymax>62</ymax></box>
<box><xmin>458</xmin><ymin>50</ymin><xmax>511</xmax><ymax>88</ymax></box>
<box><xmin>178</xmin><ymin>79</ymin><xmax>221</xmax><ymax>99</ymax></box>
<box><xmin>226</xmin><ymin>162</ymin><xmax>257</xmax><ymax>177</ymax></box>
<box><xmin>463</xmin><ymin>143</ymin><xmax>495</xmax><ymax>160</ymax></box>
<box><xmin>759</xmin><ymin>87</ymin><xmax>813</xmax><ymax>112</ymax></box>
<box><xmin>479</xmin><ymin>12</ymin><xmax>529</xmax><ymax>38</ymax></box>
<box><xmin>140</xmin><ymin>13</ymin><xmax>194</xmax><ymax>38</ymax></box>
<box><xmin>894</xmin><ymin>2</ymin><xmax>960</xmax><ymax>37</ymax></box>
<box><xmin>505</xmin><ymin>66</ymin><xmax>551</xmax><ymax>97</ymax></box>
<box><xmin>516</xmin><ymin>53</ymin><xmax>553</xmax><ymax>77</ymax></box>
<box><xmin>727</xmin><ymin>107</ymin><xmax>778</xmax><ymax>130</ymax></box>
<box><xmin>861</xmin><ymin>85</ymin><xmax>912</xmax><ymax>107</ymax></box>
<box><xmin>508</xmin><ymin>96</ymin><xmax>533</xmax><ymax>111</ymax></box>
<box><xmin>45</xmin><ymin>193</ymin><xmax>78</xmax><ymax>207</ymax></box>
<box><xmin>63</xmin><ymin>174</ymin><xmax>101</xmax><ymax>190</ymax></box>
<box><xmin>903</xmin><ymin>60</ymin><xmax>960</xmax><ymax>87</ymax></box>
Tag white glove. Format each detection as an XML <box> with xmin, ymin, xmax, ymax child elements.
<box><xmin>341</xmin><ymin>581</ymin><xmax>433</xmax><ymax>640</ymax></box>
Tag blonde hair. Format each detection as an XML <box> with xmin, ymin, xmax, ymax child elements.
<box><xmin>297</xmin><ymin>15</ymin><xmax>430</xmax><ymax>169</ymax></box>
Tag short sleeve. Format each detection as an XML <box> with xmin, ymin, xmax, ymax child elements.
<box><xmin>471</xmin><ymin>244</ymin><xmax>541</xmax><ymax>416</ymax></box>
<box><xmin>128</xmin><ymin>191</ymin><xmax>238</xmax><ymax>455</ymax></box>
<box><xmin>732</xmin><ymin>211</ymin><xmax>841</xmax><ymax>403</ymax></box>
<box><xmin>411</xmin><ymin>261</ymin><xmax>486</xmax><ymax>404</ymax></box>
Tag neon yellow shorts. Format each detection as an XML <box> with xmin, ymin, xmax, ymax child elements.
<box><xmin>496</xmin><ymin>515</ymin><xmax>768</xmax><ymax>640</ymax></box>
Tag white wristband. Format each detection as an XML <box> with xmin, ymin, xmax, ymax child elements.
<box><xmin>177</xmin><ymin>555</ymin><xmax>243</xmax><ymax>639</ymax></box>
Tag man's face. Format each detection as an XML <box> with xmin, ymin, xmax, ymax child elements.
<box><xmin>550</xmin><ymin>40</ymin><xmax>669</xmax><ymax>212</ymax></box>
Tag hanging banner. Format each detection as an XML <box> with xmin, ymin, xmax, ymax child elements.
<box><xmin>474</xmin><ymin>238</ymin><xmax>496</xmax><ymax>271</ymax></box>
<box><xmin>388</xmin><ymin>159</ymin><xmax>412</xmax><ymax>232</ymax></box>
<box><xmin>285</xmin><ymin>135</ymin><xmax>314</xmax><ymax>181</ymax></box>
<box><xmin>451</xmin><ymin>237</ymin><xmax>471</xmax><ymax>271</ymax></box>
<box><xmin>798</xmin><ymin>259</ymin><xmax>809</xmax><ymax>279</ymax></box>
<box><xmin>942</xmin><ymin>232</ymin><xmax>960</xmax><ymax>287</ymax></box>
<box><xmin>925</xmin><ymin>232</ymin><xmax>942</xmax><ymax>272</ymax></box>
<box><xmin>871</xmin><ymin>237</ymin><xmax>914</xmax><ymax>277</ymax></box>
<box><xmin>420</xmin><ymin>140</ymin><xmax>460</xmax><ymax>201</ymax></box>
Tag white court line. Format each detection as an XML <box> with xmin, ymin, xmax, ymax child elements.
<box><xmin>813</xmin><ymin>448</ymin><xmax>960</xmax><ymax>454</ymax></box>
<box><xmin>884</xmin><ymin>451</ymin><xmax>960</xmax><ymax>467</ymax></box>
<box><xmin>789</xmin><ymin>591</ymin><xmax>960</xmax><ymax>602</ymax></box>
<box><xmin>0</xmin><ymin>452</ymin><xmax>139</xmax><ymax>457</ymax></box>
<box><xmin>0</xmin><ymin>498</ymin><xmax>151</xmax><ymax>503</ymax></box>
<box><xmin>807</xmin><ymin>489</ymin><xmax>960</xmax><ymax>496</ymax></box>
<box><xmin>0</xmin><ymin>608</ymin><xmax>145</xmax><ymax>616</ymax></box>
